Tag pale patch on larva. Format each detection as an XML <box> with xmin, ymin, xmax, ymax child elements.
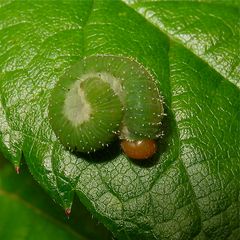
<box><xmin>63</xmin><ymin>80</ymin><xmax>91</xmax><ymax>127</ymax></box>
<box><xmin>78</xmin><ymin>72</ymin><xmax>124</xmax><ymax>101</ymax></box>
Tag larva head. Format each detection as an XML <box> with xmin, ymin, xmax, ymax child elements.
<box><xmin>120</xmin><ymin>139</ymin><xmax>157</xmax><ymax>160</ymax></box>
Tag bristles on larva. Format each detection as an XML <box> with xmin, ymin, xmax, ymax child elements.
<box><xmin>48</xmin><ymin>54</ymin><xmax>165</xmax><ymax>158</ymax></box>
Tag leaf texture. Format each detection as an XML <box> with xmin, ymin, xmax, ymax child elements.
<box><xmin>0</xmin><ymin>0</ymin><xmax>239</xmax><ymax>239</ymax></box>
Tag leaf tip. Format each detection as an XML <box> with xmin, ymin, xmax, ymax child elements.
<box><xmin>15</xmin><ymin>166</ymin><xmax>20</xmax><ymax>174</ymax></box>
<box><xmin>65</xmin><ymin>208</ymin><xmax>71</xmax><ymax>218</ymax></box>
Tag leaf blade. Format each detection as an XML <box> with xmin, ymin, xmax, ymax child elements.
<box><xmin>0</xmin><ymin>0</ymin><xmax>239</xmax><ymax>239</ymax></box>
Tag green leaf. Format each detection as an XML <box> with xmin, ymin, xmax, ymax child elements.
<box><xmin>0</xmin><ymin>0</ymin><xmax>239</xmax><ymax>239</ymax></box>
<box><xmin>0</xmin><ymin>154</ymin><xmax>112</xmax><ymax>240</ymax></box>
<box><xmin>126</xmin><ymin>0</ymin><xmax>240</xmax><ymax>86</ymax></box>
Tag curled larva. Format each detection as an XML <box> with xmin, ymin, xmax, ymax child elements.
<box><xmin>48</xmin><ymin>55</ymin><xmax>164</xmax><ymax>160</ymax></box>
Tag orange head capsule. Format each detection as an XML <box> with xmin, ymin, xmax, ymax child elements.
<box><xmin>120</xmin><ymin>139</ymin><xmax>157</xmax><ymax>160</ymax></box>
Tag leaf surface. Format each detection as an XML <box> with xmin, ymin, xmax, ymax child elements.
<box><xmin>0</xmin><ymin>0</ymin><xmax>239</xmax><ymax>239</ymax></box>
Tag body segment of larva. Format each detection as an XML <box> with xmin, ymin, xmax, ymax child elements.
<box><xmin>49</xmin><ymin>55</ymin><xmax>164</xmax><ymax>159</ymax></box>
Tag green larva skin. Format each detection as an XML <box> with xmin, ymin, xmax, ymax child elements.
<box><xmin>49</xmin><ymin>55</ymin><xmax>164</xmax><ymax>153</ymax></box>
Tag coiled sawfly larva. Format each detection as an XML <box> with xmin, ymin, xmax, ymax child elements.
<box><xmin>49</xmin><ymin>55</ymin><xmax>164</xmax><ymax>160</ymax></box>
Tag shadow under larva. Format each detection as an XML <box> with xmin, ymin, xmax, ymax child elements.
<box><xmin>48</xmin><ymin>55</ymin><xmax>165</xmax><ymax>161</ymax></box>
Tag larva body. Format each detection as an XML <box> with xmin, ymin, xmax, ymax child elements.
<box><xmin>49</xmin><ymin>55</ymin><xmax>164</xmax><ymax>159</ymax></box>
